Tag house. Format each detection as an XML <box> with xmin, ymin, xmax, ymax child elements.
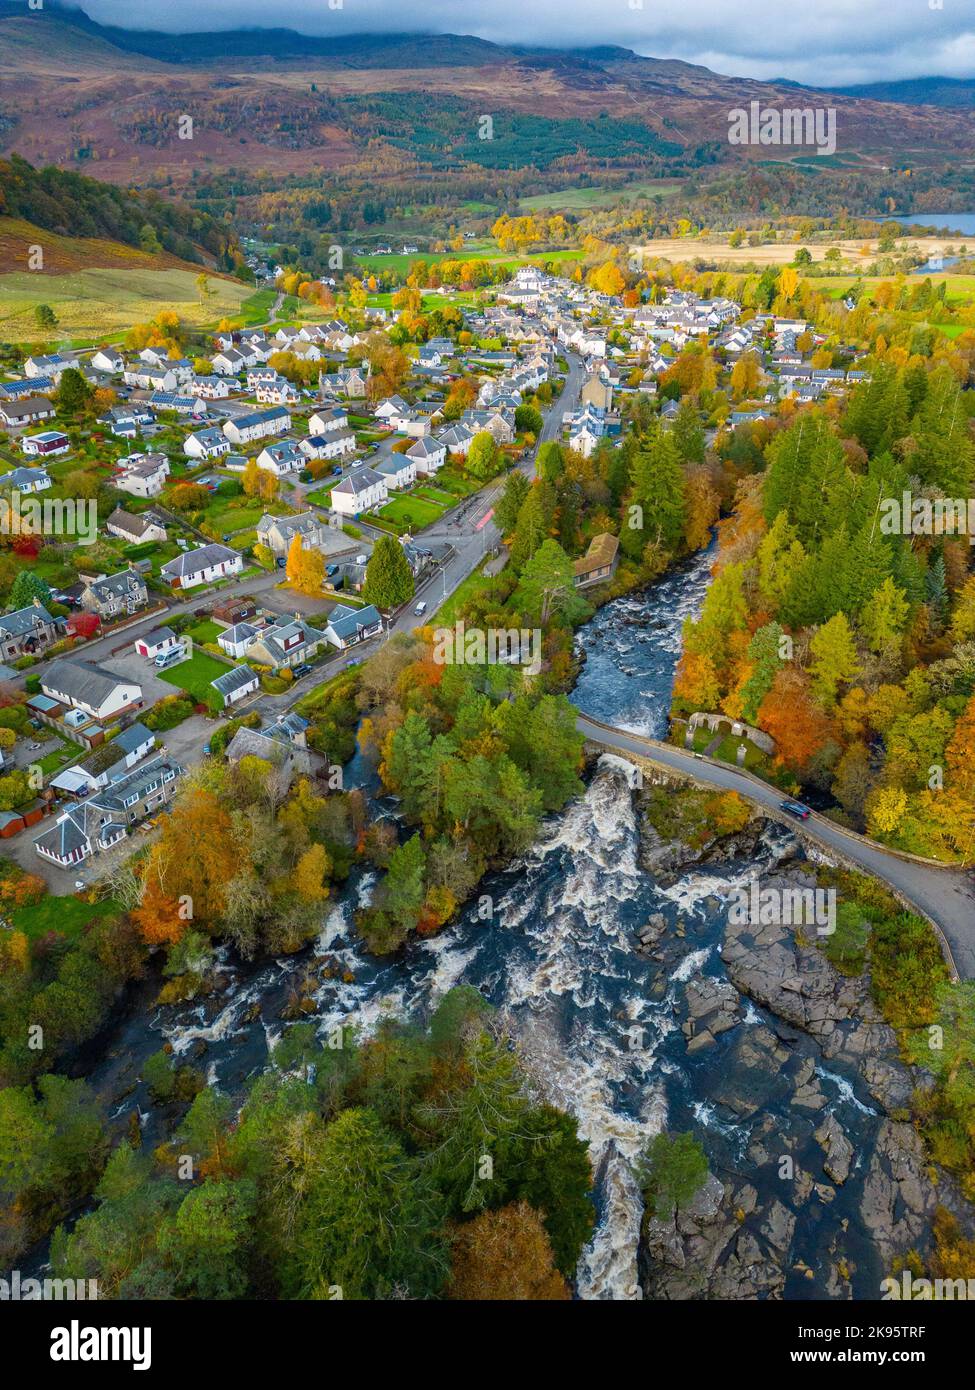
<box><xmin>161</xmin><ymin>543</ymin><xmax>243</xmax><ymax>590</ymax></box>
<box><xmin>330</xmin><ymin>467</ymin><xmax>388</xmax><ymax>516</ymax></box>
<box><xmin>211</xmin><ymin>663</ymin><xmax>259</xmax><ymax>708</ymax></box>
<box><xmin>0</xmin><ymin>396</ymin><xmax>56</xmax><ymax>428</ymax></box>
<box><xmin>21</xmin><ymin>430</ymin><xmax>70</xmax><ymax>458</ymax></box>
<box><xmin>581</xmin><ymin>375</ymin><xmax>613</xmax><ymax>411</ymax></box>
<box><xmin>377</xmin><ymin>456</ymin><xmax>417</xmax><ymax>490</ymax></box>
<box><xmin>105</xmin><ymin>508</ymin><xmax>167</xmax><ymax>544</ymax></box>
<box><xmin>324</xmin><ymin>602</ymin><xmax>383</xmax><ymax>648</ymax></box>
<box><xmin>573</xmin><ymin>533</ymin><xmax>620</xmax><ymax>588</ymax></box>
<box><xmin>191</xmin><ymin>375</ymin><xmax>233</xmax><ymax>400</ymax></box>
<box><xmin>35</xmin><ymin>756</ymin><xmax>182</xmax><ymax>867</ymax></box>
<box><xmin>406</xmin><ymin>436</ymin><xmax>447</xmax><ymax>473</ymax></box>
<box><xmin>224</xmin><ymin>716</ymin><xmax>312</xmax><ymax>779</ymax></box>
<box><xmin>0</xmin><ymin>603</ymin><xmax>59</xmax><ymax>661</ymax></box>
<box><xmin>217</xmin><ymin>622</ymin><xmax>260</xmax><ymax>660</ymax></box>
<box><xmin>91</xmin><ymin>349</ymin><xmax>124</xmax><ymax>374</ymax></box>
<box><xmin>256</xmin><ymin>510</ymin><xmax>333</xmax><ymax>556</ymax></box>
<box><xmin>102</xmin><ymin>404</ymin><xmax>155</xmax><ymax>438</ymax></box>
<box><xmin>244</xmin><ymin>616</ymin><xmax>326</xmax><ymax>669</ymax></box>
<box><xmin>25</xmin><ymin>354</ymin><xmax>67</xmax><ymax>382</ymax></box>
<box><xmin>123</xmin><ymin>365</ymin><xmax>178</xmax><ymax>393</ymax></box>
<box><xmin>308</xmin><ymin>406</ymin><xmax>350</xmax><ymax>435</ymax></box>
<box><xmin>436</xmin><ymin>423</ymin><xmax>474</xmax><ymax>458</ymax></box>
<box><xmin>256</xmin><ymin>379</ymin><xmax>300</xmax><ymax>406</ymax></box>
<box><xmin>212</xmin><ymin>348</ymin><xmax>248</xmax><ymax>376</ymax></box>
<box><xmin>148</xmin><ymin>392</ymin><xmax>207</xmax><ymax>417</ymax></box>
<box><xmin>79</xmin><ymin>570</ymin><xmax>149</xmax><ymax>620</ymax></box>
<box><xmin>134</xmin><ymin>627</ymin><xmax>180</xmax><ymax>659</ymax></box>
<box><xmin>50</xmin><ymin>722</ymin><xmax>158</xmax><ymax>797</ymax></box>
<box><xmin>4</xmin><ymin>466</ymin><xmax>52</xmax><ymax>493</ymax></box>
<box><xmin>42</xmin><ymin>658</ymin><xmax>142</xmax><ymax>722</ymax></box>
<box><xmin>372</xmin><ymin>396</ymin><xmax>409</xmax><ymax>424</ymax></box>
<box><xmin>184</xmin><ymin>427</ymin><xmax>232</xmax><ymax>461</ymax></box>
<box><xmin>301</xmin><ymin>428</ymin><xmax>356</xmax><ymax>461</ymax></box>
<box><xmin>113</xmin><ymin>453</ymin><xmax>170</xmax><ymax>498</ymax></box>
<box><xmin>222</xmin><ymin>407</ymin><xmax>291</xmax><ymax>446</ymax></box>
<box><xmin>255</xmin><ymin>440</ymin><xmax>305</xmax><ymax>477</ymax></box>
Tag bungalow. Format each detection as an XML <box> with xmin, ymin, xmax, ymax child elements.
<box><xmin>573</xmin><ymin>533</ymin><xmax>620</xmax><ymax>589</ymax></box>
<box><xmin>34</xmin><ymin>756</ymin><xmax>182</xmax><ymax>867</ymax></box>
<box><xmin>256</xmin><ymin>510</ymin><xmax>333</xmax><ymax>556</ymax></box>
<box><xmin>134</xmin><ymin>626</ymin><xmax>180</xmax><ymax>659</ymax></box>
<box><xmin>224</xmin><ymin>717</ymin><xmax>312</xmax><ymax>780</ymax></box>
<box><xmin>390</xmin><ymin>411</ymin><xmax>431</xmax><ymax>438</ymax></box>
<box><xmin>406</xmin><ymin>436</ymin><xmax>447</xmax><ymax>474</ymax></box>
<box><xmin>255</xmin><ymin>440</ymin><xmax>305</xmax><ymax>476</ymax></box>
<box><xmin>161</xmin><ymin>543</ymin><xmax>243</xmax><ymax>590</ymax></box>
<box><xmin>217</xmin><ymin>622</ymin><xmax>261</xmax><ymax>660</ymax></box>
<box><xmin>0</xmin><ymin>603</ymin><xmax>59</xmax><ymax>661</ymax></box>
<box><xmin>79</xmin><ymin>569</ymin><xmax>149</xmax><ymax>620</ymax></box>
<box><xmin>148</xmin><ymin>392</ymin><xmax>207</xmax><ymax>416</ymax></box>
<box><xmin>245</xmin><ymin>616</ymin><xmax>325</xmax><ymax>669</ymax></box>
<box><xmin>184</xmin><ymin>427</ymin><xmax>232</xmax><ymax>461</ymax></box>
<box><xmin>377</xmin><ymin>455</ymin><xmax>417</xmax><ymax>490</ymax></box>
<box><xmin>114</xmin><ymin>453</ymin><xmax>170</xmax><ymax>498</ymax></box>
<box><xmin>21</xmin><ymin>430</ymin><xmax>70</xmax><ymax>458</ymax></box>
<box><xmin>102</xmin><ymin>404</ymin><xmax>155</xmax><ymax>438</ymax></box>
<box><xmin>42</xmin><ymin>658</ymin><xmax>142</xmax><ymax>722</ymax></box>
<box><xmin>105</xmin><ymin>511</ymin><xmax>166</xmax><ymax>547</ymax></box>
<box><xmin>211</xmin><ymin>663</ymin><xmax>259</xmax><ymax>708</ymax></box>
<box><xmin>0</xmin><ymin>396</ymin><xmax>56</xmax><ymax>428</ymax></box>
<box><xmin>323</xmin><ymin>602</ymin><xmax>383</xmax><ymax>649</ymax></box>
<box><xmin>330</xmin><ymin>466</ymin><xmax>388</xmax><ymax>517</ymax></box>
<box><xmin>222</xmin><ymin>407</ymin><xmax>291</xmax><ymax>446</ymax></box>
<box><xmin>0</xmin><ymin>378</ymin><xmax>54</xmax><ymax>402</ymax></box>
<box><xmin>51</xmin><ymin>722</ymin><xmax>158</xmax><ymax>797</ymax></box>
<box><xmin>4</xmin><ymin>466</ymin><xmax>52</xmax><ymax>493</ymax></box>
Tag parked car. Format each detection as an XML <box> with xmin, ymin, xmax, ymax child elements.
<box><xmin>276</xmin><ymin>556</ymin><xmax>286</xmax><ymax>568</ymax></box>
<box><xmin>414</xmin><ymin>601</ymin><xmax>427</xmax><ymax>616</ymax></box>
<box><xmin>293</xmin><ymin>663</ymin><xmax>312</xmax><ymax>679</ymax></box>
<box><xmin>780</xmin><ymin>800</ymin><xmax>811</xmax><ymax>820</ymax></box>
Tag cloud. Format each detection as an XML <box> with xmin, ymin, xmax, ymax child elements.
<box><xmin>66</xmin><ymin>0</ymin><xmax>975</xmax><ymax>86</ymax></box>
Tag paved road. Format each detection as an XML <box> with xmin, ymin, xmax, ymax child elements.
<box><xmin>577</xmin><ymin>714</ymin><xmax>975</xmax><ymax>981</ymax></box>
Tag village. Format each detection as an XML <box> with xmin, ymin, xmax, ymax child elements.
<box><xmin>0</xmin><ymin>254</ymin><xmax>875</xmax><ymax>900</ymax></box>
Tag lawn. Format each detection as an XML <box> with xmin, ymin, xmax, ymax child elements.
<box><xmin>186</xmin><ymin>619</ymin><xmax>222</xmax><ymax>644</ymax></box>
<box><xmin>434</xmin><ymin>561</ymin><xmax>494</xmax><ymax>624</ymax></box>
<box><xmin>519</xmin><ymin>180</ymin><xmax>682</xmax><ymax>210</ymax></box>
<box><xmin>158</xmin><ymin>651</ymin><xmax>234</xmax><ymax>703</ymax></box>
<box><xmin>11</xmin><ymin>894</ymin><xmax>121</xmax><ymax>943</ymax></box>
<box><xmin>373</xmin><ymin>494</ymin><xmax>446</xmax><ymax>532</ymax></box>
<box><xmin>0</xmin><ymin>263</ymin><xmax>251</xmax><ymax>343</ymax></box>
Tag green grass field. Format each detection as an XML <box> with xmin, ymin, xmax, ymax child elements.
<box><xmin>0</xmin><ymin>266</ymin><xmax>252</xmax><ymax>343</ymax></box>
<box><xmin>159</xmin><ymin>651</ymin><xmax>234</xmax><ymax>703</ymax></box>
<box><xmin>11</xmin><ymin>894</ymin><xmax>121</xmax><ymax>943</ymax></box>
<box><xmin>519</xmin><ymin>180</ymin><xmax>682</xmax><ymax>210</ymax></box>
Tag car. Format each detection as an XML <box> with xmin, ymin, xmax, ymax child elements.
<box><xmin>414</xmin><ymin>601</ymin><xmax>427</xmax><ymax>616</ymax></box>
<box><xmin>276</xmin><ymin>556</ymin><xmax>287</xmax><ymax>568</ymax></box>
<box><xmin>780</xmin><ymin>800</ymin><xmax>811</xmax><ymax>820</ymax></box>
<box><xmin>326</xmin><ymin>564</ymin><xmax>339</xmax><ymax>578</ymax></box>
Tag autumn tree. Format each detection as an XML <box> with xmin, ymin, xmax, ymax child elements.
<box><xmin>447</xmin><ymin>1202</ymin><xmax>569</xmax><ymax>1300</ymax></box>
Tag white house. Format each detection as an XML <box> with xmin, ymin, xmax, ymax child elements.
<box><xmin>406</xmin><ymin>436</ymin><xmax>447</xmax><ymax>473</ymax></box>
<box><xmin>222</xmin><ymin>408</ymin><xmax>291</xmax><ymax>446</ymax></box>
<box><xmin>308</xmin><ymin>407</ymin><xmax>349</xmax><ymax>435</ymax></box>
<box><xmin>160</xmin><ymin>543</ymin><xmax>243</xmax><ymax>590</ymax></box>
<box><xmin>5</xmin><ymin>466</ymin><xmax>52</xmax><ymax>493</ymax></box>
<box><xmin>300</xmin><ymin>428</ymin><xmax>356</xmax><ymax>462</ymax></box>
<box><xmin>256</xmin><ymin>379</ymin><xmax>300</xmax><ymax>406</ymax></box>
<box><xmin>436</xmin><ymin>423</ymin><xmax>474</xmax><ymax>457</ymax></box>
<box><xmin>42</xmin><ymin>658</ymin><xmax>142</xmax><ymax>722</ymax></box>
<box><xmin>134</xmin><ymin>626</ymin><xmax>180</xmax><ymax>659</ymax></box>
<box><xmin>211</xmin><ymin>664</ymin><xmax>260</xmax><ymax>708</ymax></box>
<box><xmin>217</xmin><ymin>622</ymin><xmax>260</xmax><ymax>660</ymax></box>
<box><xmin>114</xmin><ymin>453</ymin><xmax>170</xmax><ymax>498</ymax></box>
<box><xmin>372</xmin><ymin>396</ymin><xmax>408</xmax><ymax>423</ymax></box>
<box><xmin>376</xmin><ymin>455</ymin><xmax>417</xmax><ymax>490</ymax></box>
<box><xmin>330</xmin><ymin>466</ymin><xmax>388</xmax><ymax>516</ymax></box>
<box><xmin>123</xmin><ymin>365</ymin><xmax>178</xmax><ymax>392</ymax></box>
<box><xmin>191</xmin><ymin>375</ymin><xmax>233</xmax><ymax>400</ymax></box>
<box><xmin>184</xmin><ymin>427</ymin><xmax>232</xmax><ymax>461</ymax></box>
<box><xmin>21</xmin><ymin>431</ymin><xmax>70</xmax><ymax>459</ymax></box>
<box><xmin>91</xmin><ymin>349</ymin><xmax>124</xmax><ymax>374</ymax></box>
<box><xmin>255</xmin><ymin>441</ymin><xmax>305</xmax><ymax>476</ymax></box>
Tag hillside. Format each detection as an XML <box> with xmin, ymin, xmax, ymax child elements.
<box><xmin>2</xmin><ymin>3</ymin><xmax>974</xmax><ymax>195</ymax></box>
<box><xmin>831</xmin><ymin>76</ymin><xmax>975</xmax><ymax>108</ymax></box>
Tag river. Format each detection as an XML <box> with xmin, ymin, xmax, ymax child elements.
<box><xmin>61</xmin><ymin>545</ymin><xmax>899</xmax><ymax>1300</ymax></box>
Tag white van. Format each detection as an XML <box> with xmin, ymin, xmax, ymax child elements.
<box><xmin>414</xmin><ymin>601</ymin><xmax>427</xmax><ymax>617</ymax></box>
<box><xmin>154</xmin><ymin>643</ymin><xmax>186</xmax><ymax>670</ymax></box>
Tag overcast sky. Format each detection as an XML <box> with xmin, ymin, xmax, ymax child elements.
<box><xmin>67</xmin><ymin>0</ymin><xmax>975</xmax><ymax>87</ymax></box>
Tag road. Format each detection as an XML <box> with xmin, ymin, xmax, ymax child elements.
<box><xmin>576</xmin><ymin>713</ymin><xmax>975</xmax><ymax>981</ymax></box>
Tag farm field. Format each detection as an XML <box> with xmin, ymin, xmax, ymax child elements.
<box><xmin>633</xmin><ymin>233</ymin><xmax>972</xmax><ymax>267</ymax></box>
<box><xmin>354</xmin><ymin>245</ymin><xmax>578</xmax><ymax>276</ymax></box>
<box><xmin>0</xmin><ymin>264</ymin><xmax>252</xmax><ymax>342</ymax></box>
<box><xmin>519</xmin><ymin>180</ymin><xmax>682</xmax><ymax>210</ymax></box>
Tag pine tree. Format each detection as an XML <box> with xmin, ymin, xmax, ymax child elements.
<box><xmin>362</xmin><ymin>536</ymin><xmax>414</xmax><ymax>609</ymax></box>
